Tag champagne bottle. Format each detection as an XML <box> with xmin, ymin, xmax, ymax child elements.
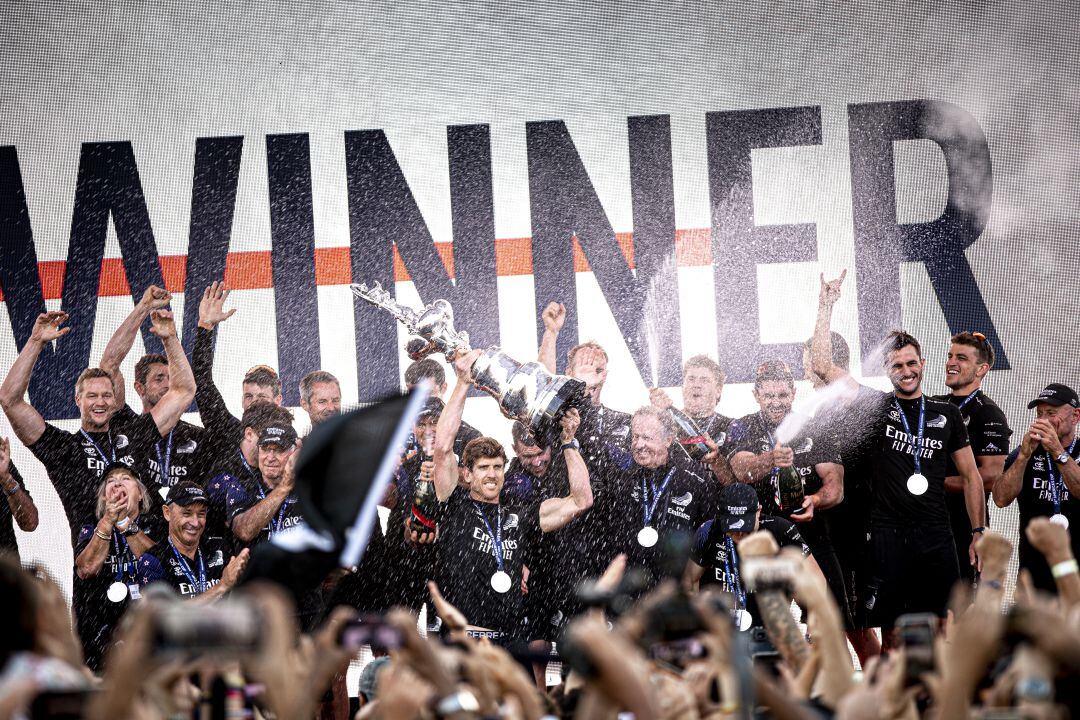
<box><xmin>410</xmin><ymin>435</ymin><xmax>439</xmax><ymax>531</ymax></box>
<box><xmin>776</xmin><ymin>461</ymin><xmax>806</xmax><ymax>515</ymax></box>
<box><xmin>669</xmin><ymin>407</ymin><xmax>712</xmax><ymax>461</ymax></box>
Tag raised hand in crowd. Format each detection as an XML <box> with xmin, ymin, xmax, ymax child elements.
<box><xmin>198</xmin><ymin>279</ymin><xmax>237</xmax><ymax>329</ymax></box>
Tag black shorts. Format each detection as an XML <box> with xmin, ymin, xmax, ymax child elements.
<box><xmin>864</xmin><ymin>525</ymin><xmax>959</xmax><ymax>630</ymax></box>
<box><xmin>826</xmin><ymin>508</ymin><xmax>871</xmax><ymax>629</ymax></box>
<box><xmin>524</xmin><ymin>584</ymin><xmax>577</xmax><ymax>642</ymax></box>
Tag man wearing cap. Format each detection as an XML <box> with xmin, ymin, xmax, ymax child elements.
<box><xmin>683</xmin><ymin>483</ymin><xmax>816</xmax><ymax>631</ymax></box>
<box><xmin>932</xmin><ymin>331</ymin><xmax>1012</xmax><ymax>587</ymax></box>
<box><xmin>137</xmin><ymin>481</ymin><xmax>249</xmax><ymax>601</ymax></box>
<box><xmin>993</xmin><ymin>384</ymin><xmax>1080</xmax><ymax>593</ymax></box>
<box><xmin>227</xmin><ymin>422</ymin><xmax>304</xmax><ymax>546</ymax></box>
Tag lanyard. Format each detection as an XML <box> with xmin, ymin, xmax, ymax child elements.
<box><xmin>111</xmin><ymin>531</ymin><xmax>136</xmax><ymax>582</ymax></box>
<box><xmin>81</xmin><ymin>429</ymin><xmax>115</xmax><ymax>466</ymax></box>
<box><xmin>956</xmin><ymin>390</ymin><xmax>979</xmax><ymax>410</ymax></box>
<box><xmin>255</xmin><ymin>481</ymin><xmax>292</xmax><ymax>536</ymax></box>
<box><xmin>168</xmin><ymin>540</ymin><xmax>207</xmax><ymax>594</ymax></box>
<box><xmin>237</xmin><ymin>449</ymin><xmax>256</xmax><ymax>478</ymax></box>
<box><xmin>893</xmin><ymin>397</ymin><xmax>927</xmax><ymax>475</ymax></box>
<box><xmin>641</xmin><ymin>467</ymin><xmax>677</xmax><ymax>527</ymax></box>
<box><xmin>723</xmin><ymin>536</ymin><xmax>747</xmax><ymax>610</ymax></box>
<box><xmin>759</xmin><ymin>413</ymin><xmax>783</xmax><ymax>507</ymax></box>
<box><xmin>471</xmin><ymin>501</ymin><xmax>505</xmax><ymax>572</ymax></box>
<box><xmin>1046</xmin><ymin>438</ymin><xmax>1079</xmax><ymax>514</ymax></box>
<box><xmin>156</xmin><ymin>430</ymin><xmax>174</xmax><ymax>485</ymax></box>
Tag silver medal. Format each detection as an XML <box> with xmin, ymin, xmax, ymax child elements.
<box><xmin>1050</xmin><ymin>513</ymin><xmax>1070</xmax><ymax>529</ymax></box>
<box><xmin>107</xmin><ymin>581</ymin><xmax>129</xmax><ymax>603</ymax></box>
<box><xmin>490</xmin><ymin>570</ymin><xmax>512</xmax><ymax>594</ymax></box>
<box><xmin>735</xmin><ymin>608</ymin><xmax>753</xmax><ymax>631</ymax></box>
<box><xmin>906</xmin><ymin>473</ymin><xmax>928</xmax><ymax>496</ymax></box>
<box><xmin>637</xmin><ymin>526</ymin><xmax>659</xmax><ymax>548</ymax></box>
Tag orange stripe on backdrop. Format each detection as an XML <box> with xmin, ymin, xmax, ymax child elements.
<box><xmin>0</xmin><ymin>228</ymin><xmax>713</xmax><ymax>301</ymax></box>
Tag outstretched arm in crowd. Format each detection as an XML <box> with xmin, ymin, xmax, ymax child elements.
<box><xmin>0</xmin><ymin>312</ymin><xmax>68</xmax><ymax>446</ymax></box>
<box><xmin>539</xmin><ymin>408</ymin><xmax>593</xmax><ymax>532</ymax></box>
<box><xmin>193</xmin><ymin>281</ymin><xmax>240</xmax><ymax>433</ymax></box>
<box><xmin>952</xmin><ymin>445</ymin><xmax>987</xmax><ymax>570</ymax></box>
<box><xmin>0</xmin><ymin>438</ymin><xmax>37</xmax><ymax>531</ymax></box>
<box><xmin>142</xmin><ymin>309</ymin><xmax>196</xmax><ymax>435</ymax></box>
<box><xmin>433</xmin><ymin>349</ymin><xmax>481</xmax><ymax>502</ymax></box>
<box><xmin>810</xmin><ymin>270</ymin><xmax>857</xmax><ymax>388</ymax></box>
<box><xmin>1026</xmin><ymin>517</ymin><xmax>1080</xmax><ymax>607</ymax></box>
<box><xmin>98</xmin><ymin>285</ymin><xmax>171</xmax><ymax>410</ymax></box>
<box><xmin>537</xmin><ymin>301</ymin><xmax>564</xmax><ymax>374</ymax></box>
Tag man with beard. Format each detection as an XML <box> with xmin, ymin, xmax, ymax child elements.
<box><xmin>299</xmin><ymin>371</ymin><xmax>342</xmax><ymax>428</ymax></box>
<box><xmin>192</xmin><ymin>281</ymin><xmax>283</xmax><ymax>461</ymax></box>
<box><xmin>137</xmin><ymin>481</ymin><xmax>249</xmax><ymax>601</ymax></box>
<box><xmin>0</xmin><ymin>309</ymin><xmax>194</xmax><ymax>542</ymax></box>
<box><xmin>726</xmin><ymin>360</ymin><xmax>849</xmax><ymax>629</ymax></box>
<box><xmin>430</xmin><ymin>349</ymin><xmax>592</xmax><ymax>644</ymax></box>
<box><xmin>606</xmin><ymin>406</ymin><xmax>718</xmax><ymax>588</ymax></box>
<box><xmin>932</xmin><ymin>332</ymin><xmax>1012</xmax><ymax>586</ymax></box>
<box><xmin>99</xmin><ymin>287</ymin><xmax>210</xmax><ymax>496</ymax></box>
<box><xmin>810</xmin><ymin>271</ymin><xmax>985</xmax><ymax>647</ymax></box>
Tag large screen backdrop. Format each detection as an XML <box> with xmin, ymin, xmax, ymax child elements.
<box><xmin>2</xmin><ymin>2</ymin><xmax>1078</xmax><ymax>598</ymax></box>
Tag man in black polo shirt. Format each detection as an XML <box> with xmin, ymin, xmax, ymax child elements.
<box><xmin>684</xmin><ymin>483</ymin><xmax>812</xmax><ymax>630</ymax></box>
<box><xmin>809</xmin><ymin>273</ymin><xmax>985</xmax><ymax>647</ymax></box>
<box><xmin>0</xmin><ymin>437</ymin><xmax>38</xmax><ymax>561</ymax></box>
<box><xmin>430</xmin><ymin>349</ymin><xmax>593</xmax><ymax>643</ymax></box>
<box><xmin>727</xmin><ymin>360</ymin><xmax>848</xmax><ymax>626</ymax></box>
<box><xmin>993</xmin><ymin>384</ymin><xmax>1080</xmax><ymax>593</ymax></box>
<box><xmin>932</xmin><ymin>331</ymin><xmax>1012</xmax><ymax>586</ymax></box>
<box><xmin>138</xmin><ymin>481</ymin><xmax>248</xmax><ymax>601</ymax></box>
<box><xmin>227</xmin><ymin>422</ymin><xmax>305</xmax><ymax>546</ymax></box>
<box><xmin>604</xmin><ymin>406</ymin><xmax>718</xmax><ymax>588</ymax></box>
<box><xmin>99</xmin><ymin>287</ymin><xmax>210</xmax><ymax>494</ymax></box>
<box><xmin>0</xmin><ymin>309</ymin><xmax>194</xmax><ymax>542</ymax></box>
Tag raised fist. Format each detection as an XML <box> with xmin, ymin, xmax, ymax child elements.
<box><xmin>542</xmin><ymin>302</ymin><xmax>566</xmax><ymax>334</ymax></box>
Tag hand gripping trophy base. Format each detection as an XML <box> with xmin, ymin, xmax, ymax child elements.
<box><xmin>468</xmin><ymin>349</ymin><xmax>587</xmax><ymax>446</ymax></box>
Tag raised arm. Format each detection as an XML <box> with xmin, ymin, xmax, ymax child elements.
<box><xmin>145</xmin><ymin>310</ymin><xmax>195</xmax><ymax>435</ymax></box>
<box><xmin>0</xmin><ymin>312</ymin><xmax>68</xmax><ymax>446</ymax></box>
<box><xmin>537</xmin><ymin>302</ymin><xmax>565</xmax><ymax>374</ymax></box>
<box><xmin>539</xmin><ymin>409</ymin><xmax>593</xmax><ymax>532</ymax></box>
<box><xmin>433</xmin><ymin>350</ymin><xmax>480</xmax><ymax>502</ymax></box>
<box><xmin>193</xmin><ymin>281</ymin><xmax>238</xmax><ymax>433</ymax></box>
<box><xmin>810</xmin><ymin>271</ymin><xmax>853</xmax><ymax>386</ymax></box>
<box><xmin>99</xmin><ymin>286</ymin><xmax>171</xmax><ymax>409</ymax></box>
<box><xmin>953</xmin><ymin>445</ymin><xmax>987</xmax><ymax>571</ymax></box>
<box><xmin>0</xmin><ymin>439</ymin><xmax>38</xmax><ymax>531</ymax></box>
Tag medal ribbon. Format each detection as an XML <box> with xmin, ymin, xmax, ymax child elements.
<box><xmin>111</xmin><ymin>530</ymin><xmax>136</xmax><ymax>582</ymax></box>
<box><xmin>641</xmin><ymin>467</ymin><xmax>677</xmax><ymax>528</ymax></box>
<box><xmin>81</xmin><ymin>429</ymin><xmax>116</xmax><ymax>467</ymax></box>
<box><xmin>956</xmin><ymin>390</ymin><xmax>979</xmax><ymax>410</ymax></box>
<box><xmin>893</xmin><ymin>397</ymin><xmax>926</xmax><ymax>477</ymax></box>
<box><xmin>168</xmin><ymin>539</ymin><xmax>207</xmax><ymax>594</ymax></box>
<box><xmin>255</xmin><ymin>481</ymin><xmax>292</xmax><ymax>536</ymax></box>
<box><xmin>1046</xmin><ymin>438</ymin><xmax>1079</xmax><ymax>515</ymax></box>
<box><xmin>471</xmin><ymin>501</ymin><xmax>505</xmax><ymax>573</ymax></box>
<box><xmin>156</xmin><ymin>429</ymin><xmax>174</xmax><ymax>486</ymax></box>
<box><xmin>723</xmin><ymin>535</ymin><xmax>747</xmax><ymax>611</ymax></box>
<box><xmin>237</xmin><ymin>449</ymin><xmax>256</xmax><ymax>478</ymax></box>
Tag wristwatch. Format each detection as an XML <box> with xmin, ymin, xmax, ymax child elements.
<box><xmin>1056</xmin><ymin>451</ymin><xmax>1072</xmax><ymax>466</ymax></box>
<box><xmin>122</xmin><ymin>521</ymin><xmax>141</xmax><ymax>537</ymax></box>
<box><xmin>560</xmin><ymin>438</ymin><xmax>581</xmax><ymax>452</ymax></box>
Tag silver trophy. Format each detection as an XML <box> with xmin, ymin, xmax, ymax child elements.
<box><xmin>351</xmin><ymin>282</ymin><xmax>586</xmax><ymax>442</ymax></box>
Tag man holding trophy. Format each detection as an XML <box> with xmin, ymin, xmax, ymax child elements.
<box><xmin>352</xmin><ymin>283</ymin><xmax>594</xmax><ymax>641</ymax></box>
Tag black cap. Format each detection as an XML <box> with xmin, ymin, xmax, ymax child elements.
<box><xmin>166</xmin><ymin>481</ymin><xmax>208</xmax><ymax>506</ymax></box>
<box><xmin>1027</xmin><ymin>384</ymin><xmax>1079</xmax><ymax>410</ymax></box>
<box><xmin>101</xmin><ymin>460</ymin><xmax>142</xmax><ymax>484</ymax></box>
<box><xmin>717</xmin><ymin>483</ymin><xmax>759</xmax><ymax>532</ymax></box>
<box><xmin>258</xmin><ymin>424</ymin><xmax>298</xmax><ymax>448</ymax></box>
<box><xmin>416</xmin><ymin>397</ymin><xmax>445</xmax><ymax>419</ymax></box>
